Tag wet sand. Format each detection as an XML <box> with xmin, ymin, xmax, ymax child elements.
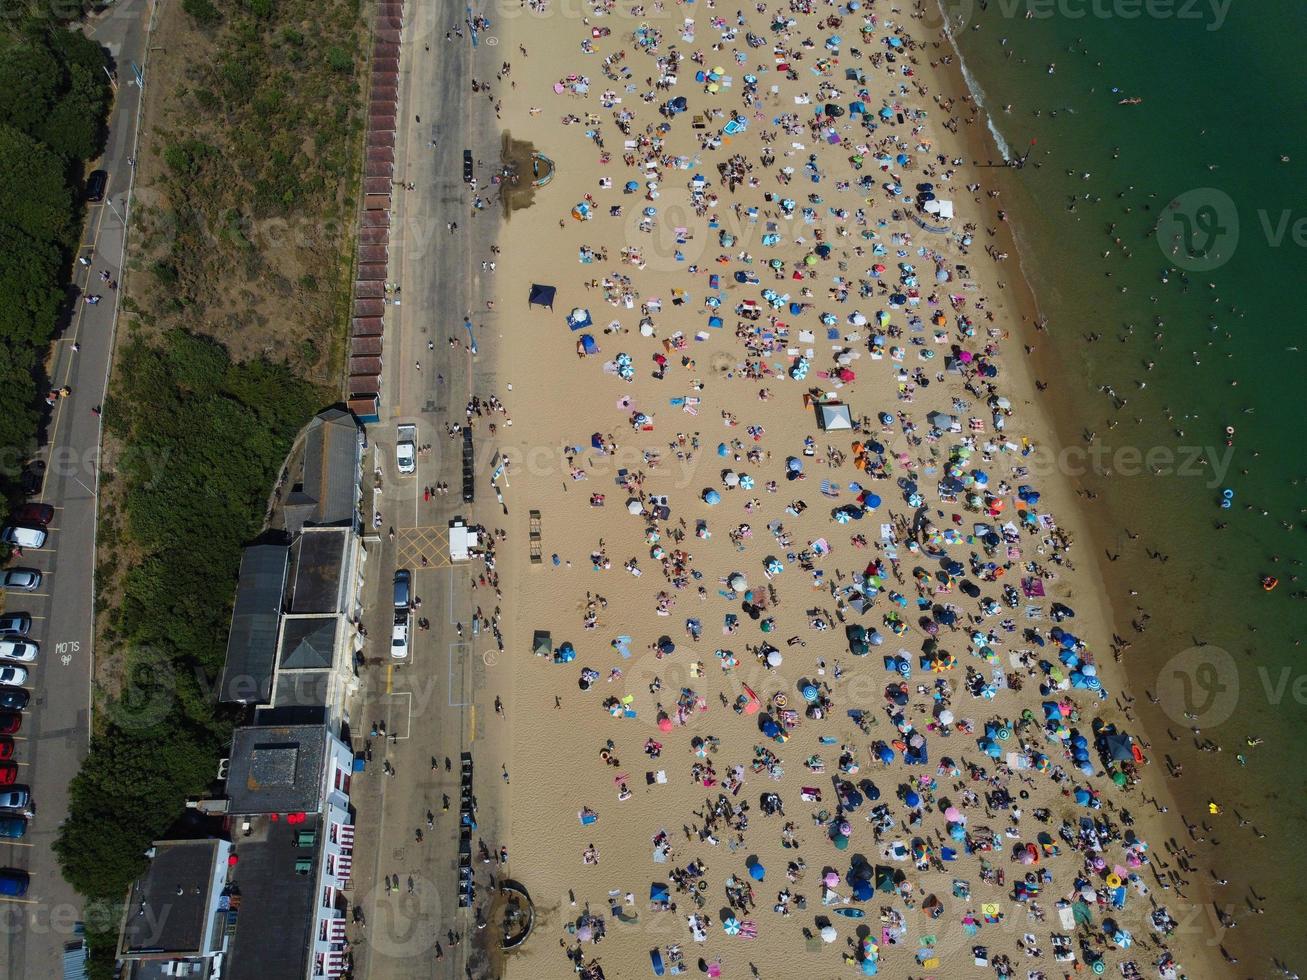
<box><xmin>462</xmin><ymin>1</ymin><xmax>1232</xmax><ymax>977</ymax></box>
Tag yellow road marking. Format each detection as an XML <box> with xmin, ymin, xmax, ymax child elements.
<box><xmin>395</xmin><ymin>525</ymin><xmax>451</xmax><ymax>568</ymax></box>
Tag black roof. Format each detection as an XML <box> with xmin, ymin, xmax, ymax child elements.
<box><xmin>219</xmin><ymin>545</ymin><xmax>290</xmax><ymax>704</ymax></box>
<box><xmin>120</xmin><ymin>840</ymin><xmax>221</xmax><ymax>955</ymax></box>
<box><xmin>287</xmin><ymin>529</ymin><xmax>347</xmax><ymax>614</ymax></box>
<box><xmin>227</xmin><ymin>817</ymin><xmax>318</xmax><ymax>980</ymax></box>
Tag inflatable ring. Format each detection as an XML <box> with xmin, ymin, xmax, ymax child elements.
<box><xmin>773</xmin><ymin>693</ymin><xmax>788</xmax><ymax>708</ymax></box>
<box><xmin>1225</xmin><ymin>426</ymin><xmax>1234</xmax><ymax>436</ymax></box>
<box><xmin>697</xmin><ymin>879</ymin><xmax>708</xmax><ymax>891</ymax></box>
<box><xmin>1221</xmin><ymin>488</ymin><xmax>1234</xmax><ymax>499</ymax></box>
<box><xmin>600</xmin><ymin>750</ymin><xmax>611</xmax><ymax>761</ymax></box>
<box><xmin>1018</xmin><ymin>790</ymin><xmax>1029</xmax><ymax>800</ymax></box>
<box><xmin>1106</xmin><ymin>873</ymin><xmax>1121</xmax><ymax>888</ymax></box>
<box><xmin>997</xmin><ymin>728</ymin><xmax>1010</xmax><ymax>741</ymax></box>
<box><xmin>1092</xmin><ymin>961</ymin><xmax>1106</xmax><ymax>975</ymax></box>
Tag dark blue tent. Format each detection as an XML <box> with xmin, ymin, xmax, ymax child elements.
<box><xmin>529</xmin><ymin>283</ymin><xmax>557</xmax><ymax>310</ymax></box>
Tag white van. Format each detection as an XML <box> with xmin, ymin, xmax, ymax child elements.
<box><xmin>1</xmin><ymin>526</ymin><xmax>46</xmax><ymax>549</ymax></box>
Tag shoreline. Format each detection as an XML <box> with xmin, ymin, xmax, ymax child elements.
<box><xmin>480</xmin><ymin>3</ymin><xmax>1231</xmax><ymax>977</ymax></box>
<box><xmin>932</xmin><ymin>11</ymin><xmax>1295</xmax><ymax>969</ymax></box>
<box><xmin>913</xmin><ymin>18</ymin><xmax>1232</xmax><ymax>974</ymax></box>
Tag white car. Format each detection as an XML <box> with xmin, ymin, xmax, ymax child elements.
<box><xmin>390</xmin><ymin>612</ymin><xmax>410</xmax><ymax>659</ymax></box>
<box><xmin>0</xmin><ymin>666</ymin><xmax>27</xmax><ymax>687</ymax></box>
<box><xmin>396</xmin><ymin>424</ymin><xmax>417</xmax><ymax>475</ymax></box>
<box><xmin>0</xmin><ymin>641</ymin><xmax>37</xmax><ymax>663</ymax></box>
<box><xmin>2</xmin><ymin>526</ymin><xmax>47</xmax><ymax>549</ymax></box>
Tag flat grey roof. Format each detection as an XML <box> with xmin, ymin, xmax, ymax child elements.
<box><xmin>287</xmin><ymin>529</ymin><xmax>347</xmax><ymax>614</ymax></box>
<box><xmin>227</xmin><ymin>817</ymin><xmax>318</xmax><ymax>980</ymax></box>
<box><xmin>226</xmin><ymin>725</ymin><xmax>326</xmax><ymax>814</ymax></box>
<box><xmin>219</xmin><ymin>545</ymin><xmax>289</xmax><ymax>704</ymax></box>
<box><xmin>120</xmin><ymin>840</ymin><xmax>219</xmax><ymax>955</ymax></box>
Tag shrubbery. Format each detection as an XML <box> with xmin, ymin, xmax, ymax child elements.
<box><xmin>0</xmin><ymin>21</ymin><xmax>111</xmax><ymax>516</ymax></box>
<box><xmin>55</xmin><ymin>331</ymin><xmax>321</xmax><ymax>906</ymax></box>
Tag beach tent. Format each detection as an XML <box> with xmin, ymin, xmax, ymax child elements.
<box><xmin>532</xmin><ymin>630</ymin><xmax>552</xmax><ymax>657</ymax></box>
<box><xmin>529</xmin><ymin>283</ymin><xmax>557</xmax><ymax>310</ymax></box>
<box><xmin>579</xmin><ymin>334</ymin><xmax>599</xmax><ymax>355</ymax></box>
<box><xmin>923</xmin><ymin>199</ymin><xmax>954</xmax><ymax>221</ymax></box>
<box><xmin>816</xmin><ymin>402</ymin><xmax>854</xmax><ymax>431</ymax></box>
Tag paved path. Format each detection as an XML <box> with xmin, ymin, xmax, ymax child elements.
<box><xmin>0</xmin><ymin>1</ymin><xmax>154</xmax><ymax>974</ymax></box>
<box><xmin>347</xmin><ymin>7</ymin><xmax>507</xmax><ymax>980</ymax></box>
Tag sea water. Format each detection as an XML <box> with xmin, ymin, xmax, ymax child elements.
<box><xmin>949</xmin><ymin>0</ymin><xmax>1307</xmax><ymax>963</ymax></box>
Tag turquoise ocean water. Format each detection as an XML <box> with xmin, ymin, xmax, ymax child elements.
<box><xmin>946</xmin><ymin>0</ymin><xmax>1307</xmax><ymax>966</ymax></box>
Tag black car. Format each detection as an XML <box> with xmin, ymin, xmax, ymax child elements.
<box><xmin>0</xmin><ymin>689</ymin><xmax>29</xmax><ymax>712</ymax></box>
<box><xmin>19</xmin><ymin>460</ymin><xmax>45</xmax><ymax>497</ymax></box>
<box><xmin>85</xmin><ymin>169</ymin><xmax>108</xmax><ymax>202</ymax></box>
<box><xmin>463</xmin><ymin>150</ymin><xmax>474</xmax><ymax>184</ymax></box>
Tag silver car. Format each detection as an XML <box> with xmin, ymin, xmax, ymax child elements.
<box><xmin>0</xmin><ymin>614</ymin><xmax>30</xmax><ymax>636</ymax></box>
<box><xmin>0</xmin><ymin>570</ymin><xmax>41</xmax><ymax>592</ymax></box>
<box><xmin>0</xmin><ymin>640</ymin><xmax>36</xmax><ymax>663</ymax></box>
<box><xmin>0</xmin><ymin>666</ymin><xmax>27</xmax><ymax>687</ymax></box>
<box><xmin>0</xmin><ymin>787</ymin><xmax>31</xmax><ymax>813</ymax></box>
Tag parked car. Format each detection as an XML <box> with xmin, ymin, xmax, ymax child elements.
<box><xmin>85</xmin><ymin>168</ymin><xmax>108</xmax><ymax>202</ymax></box>
<box><xmin>0</xmin><ymin>869</ymin><xmax>30</xmax><ymax>896</ymax></box>
<box><xmin>0</xmin><ymin>763</ymin><xmax>16</xmax><ymax>786</ymax></box>
<box><xmin>0</xmin><ymin>872</ymin><xmax>28</xmax><ymax>898</ymax></box>
<box><xmin>0</xmin><ymin>689</ymin><xmax>30</xmax><ymax>711</ymax></box>
<box><xmin>0</xmin><ymin>816</ymin><xmax>26</xmax><ymax>840</ymax></box>
<box><xmin>0</xmin><ymin>787</ymin><xmax>29</xmax><ymax>812</ymax></box>
<box><xmin>393</xmin><ymin>569</ymin><xmax>411</xmax><ymax>609</ymax></box>
<box><xmin>391</xmin><ymin>611</ymin><xmax>410</xmax><ymax>660</ymax></box>
<box><xmin>9</xmin><ymin>504</ymin><xmax>53</xmax><ymax>526</ymax></box>
<box><xmin>0</xmin><ymin>640</ymin><xmax>37</xmax><ymax>662</ymax></box>
<box><xmin>19</xmin><ymin>460</ymin><xmax>45</xmax><ymax>497</ymax></box>
<box><xmin>0</xmin><ymin>667</ymin><xmax>27</xmax><ymax>687</ymax></box>
<box><xmin>2</xmin><ymin>525</ymin><xmax>47</xmax><ymax>549</ymax></box>
<box><xmin>0</xmin><ymin>614</ymin><xmax>31</xmax><ymax>637</ymax></box>
<box><xmin>0</xmin><ymin>737</ymin><xmax>12</xmax><ymax>760</ymax></box>
<box><xmin>0</xmin><ymin>713</ymin><xmax>19</xmax><ymax>735</ymax></box>
<box><xmin>1</xmin><ymin>569</ymin><xmax>41</xmax><ymax>592</ymax></box>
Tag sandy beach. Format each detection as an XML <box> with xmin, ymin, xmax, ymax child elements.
<box><xmin>452</xmin><ymin>1</ymin><xmax>1236</xmax><ymax>976</ymax></box>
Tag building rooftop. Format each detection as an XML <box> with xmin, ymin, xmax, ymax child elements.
<box><xmin>284</xmin><ymin>409</ymin><xmax>361</xmax><ymax>532</ymax></box>
<box><xmin>219</xmin><ymin>544</ymin><xmax>290</xmax><ymax>704</ymax></box>
<box><xmin>226</xmin><ymin>725</ymin><xmax>327</xmax><ymax>815</ymax></box>
<box><xmin>279</xmin><ymin>617</ymin><xmax>338</xmax><ymax>671</ymax></box>
<box><xmin>120</xmin><ymin>840</ymin><xmax>222</xmax><ymax>956</ymax></box>
<box><xmin>227</xmin><ymin>816</ymin><xmax>319</xmax><ymax>980</ymax></box>
<box><xmin>287</xmin><ymin>528</ymin><xmax>348</xmax><ymax>614</ymax></box>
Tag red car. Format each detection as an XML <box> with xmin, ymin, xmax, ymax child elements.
<box><xmin>0</xmin><ymin>713</ymin><xmax>19</xmax><ymax>736</ymax></box>
<box><xmin>0</xmin><ymin>739</ymin><xmax>11</xmax><ymax>761</ymax></box>
<box><xmin>0</xmin><ymin>762</ymin><xmax>16</xmax><ymax>786</ymax></box>
<box><xmin>9</xmin><ymin>504</ymin><xmax>53</xmax><ymax>527</ymax></box>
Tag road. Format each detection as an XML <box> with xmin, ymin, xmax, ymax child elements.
<box><xmin>0</xmin><ymin>1</ymin><xmax>154</xmax><ymax>974</ymax></box>
<box><xmin>346</xmin><ymin>5</ymin><xmax>508</xmax><ymax>980</ymax></box>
